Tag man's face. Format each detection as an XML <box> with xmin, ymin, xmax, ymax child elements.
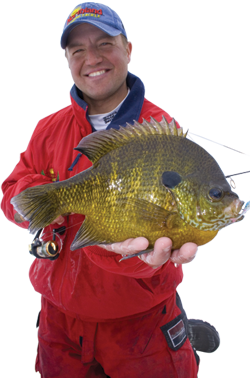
<box><xmin>65</xmin><ymin>23</ymin><xmax>132</xmax><ymax>111</ymax></box>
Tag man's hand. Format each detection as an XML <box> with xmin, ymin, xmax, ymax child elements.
<box><xmin>14</xmin><ymin>213</ymin><xmax>66</xmax><ymax>225</ymax></box>
<box><xmin>101</xmin><ymin>237</ymin><xmax>198</xmax><ymax>269</ymax></box>
<box><xmin>51</xmin><ymin>215</ymin><xmax>65</xmax><ymax>225</ymax></box>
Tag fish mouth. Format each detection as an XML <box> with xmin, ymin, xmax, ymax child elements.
<box><xmin>230</xmin><ymin>215</ymin><xmax>244</xmax><ymax>224</ymax></box>
<box><xmin>223</xmin><ymin>199</ymin><xmax>245</xmax><ymax>220</ymax></box>
<box><xmin>231</xmin><ymin>198</ymin><xmax>250</xmax><ymax>222</ymax></box>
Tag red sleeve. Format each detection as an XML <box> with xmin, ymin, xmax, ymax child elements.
<box><xmin>1</xmin><ymin>126</ymin><xmax>52</xmax><ymax>229</ymax></box>
<box><xmin>84</xmin><ymin>245</ymin><xmax>164</xmax><ymax>279</ymax></box>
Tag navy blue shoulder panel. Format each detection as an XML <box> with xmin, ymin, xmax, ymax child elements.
<box><xmin>107</xmin><ymin>72</ymin><xmax>145</xmax><ymax>130</ymax></box>
<box><xmin>70</xmin><ymin>84</ymin><xmax>93</xmax><ymax>128</ymax></box>
<box><xmin>70</xmin><ymin>85</ymin><xmax>88</xmax><ymax>111</ymax></box>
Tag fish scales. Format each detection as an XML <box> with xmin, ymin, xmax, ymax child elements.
<box><xmin>86</xmin><ymin>137</ymin><xmax>219</xmax><ymax>247</ymax></box>
<box><xmin>11</xmin><ymin>117</ymin><xmax>245</xmax><ymax>252</ymax></box>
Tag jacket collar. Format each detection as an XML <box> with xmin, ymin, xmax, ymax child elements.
<box><xmin>70</xmin><ymin>72</ymin><xmax>145</xmax><ymax>133</ymax></box>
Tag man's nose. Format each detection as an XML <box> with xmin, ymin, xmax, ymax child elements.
<box><xmin>85</xmin><ymin>46</ymin><xmax>103</xmax><ymax>65</ymax></box>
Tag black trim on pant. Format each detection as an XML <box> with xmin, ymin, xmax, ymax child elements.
<box><xmin>176</xmin><ymin>292</ymin><xmax>200</xmax><ymax>366</ymax></box>
<box><xmin>36</xmin><ymin>311</ymin><xmax>41</xmax><ymax>328</ymax></box>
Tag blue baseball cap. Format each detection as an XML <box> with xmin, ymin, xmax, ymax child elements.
<box><xmin>61</xmin><ymin>2</ymin><xmax>127</xmax><ymax>49</ymax></box>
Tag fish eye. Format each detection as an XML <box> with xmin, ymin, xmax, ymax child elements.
<box><xmin>208</xmin><ymin>188</ymin><xmax>224</xmax><ymax>201</ymax></box>
<box><xmin>162</xmin><ymin>171</ymin><xmax>182</xmax><ymax>189</ymax></box>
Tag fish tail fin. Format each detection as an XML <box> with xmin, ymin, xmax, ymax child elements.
<box><xmin>11</xmin><ymin>184</ymin><xmax>61</xmax><ymax>234</ymax></box>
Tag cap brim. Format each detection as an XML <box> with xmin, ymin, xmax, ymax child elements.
<box><xmin>61</xmin><ymin>20</ymin><xmax>122</xmax><ymax>49</ymax></box>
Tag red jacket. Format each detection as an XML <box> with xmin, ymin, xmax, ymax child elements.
<box><xmin>1</xmin><ymin>73</ymin><xmax>183</xmax><ymax>321</ymax></box>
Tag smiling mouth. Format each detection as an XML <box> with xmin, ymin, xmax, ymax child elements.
<box><xmin>87</xmin><ymin>70</ymin><xmax>108</xmax><ymax>77</ymax></box>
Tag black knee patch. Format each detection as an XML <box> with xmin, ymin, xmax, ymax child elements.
<box><xmin>160</xmin><ymin>312</ymin><xmax>187</xmax><ymax>351</ymax></box>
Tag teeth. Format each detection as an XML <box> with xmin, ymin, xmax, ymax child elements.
<box><xmin>88</xmin><ymin>70</ymin><xmax>106</xmax><ymax>77</ymax></box>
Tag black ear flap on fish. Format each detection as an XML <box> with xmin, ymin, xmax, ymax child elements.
<box><xmin>162</xmin><ymin>171</ymin><xmax>182</xmax><ymax>189</ymax></box>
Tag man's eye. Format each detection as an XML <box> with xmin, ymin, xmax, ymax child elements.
<box><xmin>73</xmin><ymin>49</ymin><xmax>84</xmax><ymax>54</ymax></box>
<box><xmin>100</xmin><ymin>42</ymin><xmax>111</xmax><ymax>47</ymax></box>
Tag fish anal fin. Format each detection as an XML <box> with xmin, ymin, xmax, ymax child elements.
<box><xmin>70</xmin><ymin>218</ymin><xmax>106</xmax><ymax>251</ymax></box>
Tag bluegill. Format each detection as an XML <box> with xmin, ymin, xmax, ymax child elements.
<box><xmin>11</xmin><ymin>117</ymin><xmax>245</xmax><ymax>251</ymax></box>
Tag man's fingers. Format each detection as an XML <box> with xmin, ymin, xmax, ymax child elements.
<box><xmin>138</xmin><ymin>237</ymin><xmax>172</xmax><ymax>268</ymax></box>
<box><xmin>101</xmin><ymin>237</ymin><xmax>149</xmax><ymax>255</ymax></box>
<box><xmin>51</xmin><ymin>215</ymin><xmax>65</xmax><ymax>225</ymax></box>
<box><xmin>14</xmin><ymin>212</ymin><xmax>25</xmax><ymax>223</ymax></box>
<box><xmin>170</xmin><ymin>242</ymin><xmax>198</xmax><ymax>265</ymax></box>
<box><xmin>101</xmin><ymin>238</ymin><xmax>198</xmax><ymax>270</ymax></box>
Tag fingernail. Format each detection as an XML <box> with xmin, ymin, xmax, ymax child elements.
<box><xmin>138</xmin><ymin>254</ymin><xmax>146</xmax><ymax>263</ymax></box>
<box><xmin>188</xmin><ymin>255</ymin><xmax>196</xmax><ymax>262</ymax></box>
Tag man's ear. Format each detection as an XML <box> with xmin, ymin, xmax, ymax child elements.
<box><xmin>127</xmin><ymin>42</ymin><xmax>132</xmax><ymax>63</ymax></box>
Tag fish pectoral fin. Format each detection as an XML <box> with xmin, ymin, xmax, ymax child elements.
<box><xmin>120</xmin><ymin>198</ymin><xmax>178</xmax><ymax>230</ymax></box>
<box><xmin>70</xmin><ymin>219</ymin><xmax>105</xmax><ymax>251</ymax></box>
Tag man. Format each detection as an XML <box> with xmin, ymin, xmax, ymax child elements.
<box><xmin>1</xmin><ymin>3</ymin><xmax>219</xmax><ymax>377</ymax></box>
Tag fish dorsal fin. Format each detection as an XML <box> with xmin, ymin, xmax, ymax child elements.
<box><xmin>75</xmin><ymin>116</ymin><xmax>187</xmax><ymax>164</ymax></box>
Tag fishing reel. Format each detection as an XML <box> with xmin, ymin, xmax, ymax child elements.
<box><xmin>29</xmin><ymin>226</ymin><xmax>66</xmax><ymax>260</ymax></box>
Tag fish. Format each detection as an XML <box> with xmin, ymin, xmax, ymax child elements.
<box><xmin>10</xmin><ymin>117</ymin><xmax>245</xmax><ymax>253</ymax></box>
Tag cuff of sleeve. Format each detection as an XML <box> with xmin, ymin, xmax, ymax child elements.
<box><xmin>83</xmin><ymin>245</ymin><xmax>163</xmax><ymax>278</ymax></box>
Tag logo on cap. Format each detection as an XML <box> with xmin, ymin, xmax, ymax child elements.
<box><xmin>67</xmin><ymin>6</ymin><xmax>103</xmax><ymax>25</ymax></box>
